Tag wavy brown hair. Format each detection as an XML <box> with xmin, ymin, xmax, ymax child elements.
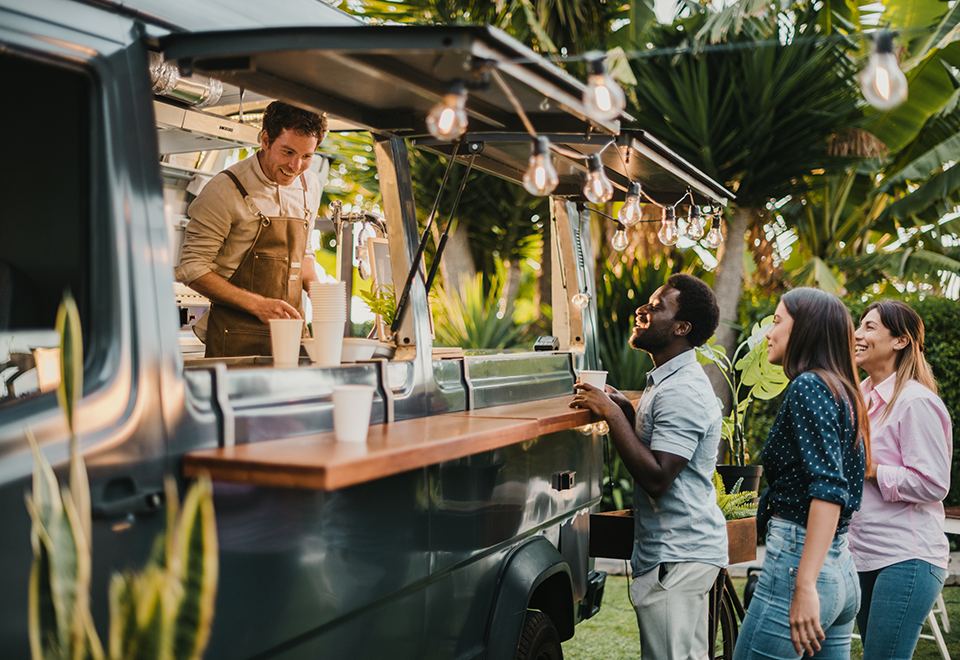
<box><xmin>781</xmin><ymin>288</ymin><xmax>870</xmax><ymax>450</ymax></box>
<box><xmin>861</xmin><ymin>300</ymin><xmax>938</xmax><ymax>422</ymax></box>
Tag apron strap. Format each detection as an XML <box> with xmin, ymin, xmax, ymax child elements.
<box><xmin>223</xmin><ymin>170</ymin><xmax>269</xmax><ymax>224</ymax></box>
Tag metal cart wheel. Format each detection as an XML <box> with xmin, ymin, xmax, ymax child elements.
<box><xmin>708</xmin><ymin>569</ymin><xmax>746</xmax><ymax>660</ymax></box>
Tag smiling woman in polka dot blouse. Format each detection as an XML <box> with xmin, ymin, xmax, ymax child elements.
<box><xmin>734</xmin><ymin>288</ymin><xmax>869</xmax><ymax>660</ymax></box>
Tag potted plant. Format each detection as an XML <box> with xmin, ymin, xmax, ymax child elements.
<box><xmin>697</xmin><ymin>316</ymin><xmax>789</xmax><ymax>492</ymax></box>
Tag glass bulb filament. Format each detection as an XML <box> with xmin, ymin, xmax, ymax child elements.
<box><xmin>704</xmin><ymin>214</ymin><xmax>724</xmax><ymax>249</ymax></box>
<box><xmin>685</xmin><ymin>206</ymin><xmax>705</xmax><ymax>240</ymax></box>
<box><xmin>859</xmin><ymin>31</ymin><xmax>908</xmax><ymax>110</ymax></box>
<box><xmin>612</xmin><ymin>229</ymin><xmax>629</xmax><ymax>251</ymax></box>
<box><xmin>658</xmin><ymin>207</ymin><xmax>679</xmax><ymax>246</ymax></box>
<box><xmin>617</xmin><ymin>182</ymin><xmax>643</xmax><ymax>227</ymax></box>
<box><xmin>426</xmin><ymin>83</ymin><xmax>469</xmax><ymax>141</ymax></box>
<box><xmin>584</xmin><ymin>154</ymin><xmax>613</xmax><ymax>203</ymax></box>
<box><xmin>523</xmin><ymin>137</ymin><xmax>559</xmax><ymax>196</ymax></box>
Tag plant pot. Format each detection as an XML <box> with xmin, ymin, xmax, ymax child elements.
<box><xmin>588</xmin><ymin>511</ymin><xmax>757</xmax><ymax>565</ymax></box>
<box><xmin>716</xmin><ymin>464</ymin><xmax>763</xmax><ymax>494</ymax></box>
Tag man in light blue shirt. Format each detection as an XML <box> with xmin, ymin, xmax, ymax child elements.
<box><xmin>571</xmin><ymin>273</ymin><xmax>726</xmax><ymax>660</ymax></box>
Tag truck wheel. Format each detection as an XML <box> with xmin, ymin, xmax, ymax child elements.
<box><xmin>516</xmin><ymin>610</ymin><xmax>563</xmax><ymax>660</ymax></box>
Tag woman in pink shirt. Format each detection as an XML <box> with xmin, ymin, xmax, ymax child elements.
<box><xmin>849</xmin><ymin>300</ymin><xmax>952</xmax><ymax>658</ymax></box>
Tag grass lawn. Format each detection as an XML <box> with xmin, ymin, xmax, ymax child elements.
<box><xmin>563</xmin><ymin>574</ymin><xmax>960</xmax><ymax>659</ymax></box>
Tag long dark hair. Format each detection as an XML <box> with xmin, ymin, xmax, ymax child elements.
<box><xmin>781</xmin><ymin>288</ymin><xmax>870</xmax><ymax>450</ymax></box>
<box><xmin>862</xmin><ymin>300</ymin><xmax>938</xmax><ymax>422</ymax></box>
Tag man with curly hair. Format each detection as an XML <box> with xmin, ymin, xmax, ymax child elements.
<box><xmin>176</xmin><ymin>101</ymin><xmax>328</xmax><ymax>357</ymax></box>
<box><xmin>571</xmin><ymin>273</ymin><xmax>727</xmax><ymax>660</ymax></box>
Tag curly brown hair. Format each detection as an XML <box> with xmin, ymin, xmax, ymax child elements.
<box><xmin>260</xmin><ymin>101</ymin><xmax>327</xmax><ymax>145</ymax></box>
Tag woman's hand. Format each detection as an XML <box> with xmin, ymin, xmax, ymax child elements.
<box><xmin>865</xmin><ymin>461</ymin><xmax>878</xmax><ymax>484</ymax></box>
<box><xmin>789</xmin><ymin>581</ymin><xmax>825</xmax><ymax>656</ymax></box>
<box><xmin>570</xmin><ymin>381</ymin><xmax>619</xmax><ymax>419</ymax></box>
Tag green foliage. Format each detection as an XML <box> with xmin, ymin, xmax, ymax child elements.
<box><xmin>27</xmin><ymin>295</ymin><xmax>219</xmax><ymax>660</ymax></box>
<box><xmin>431</xmin><ymin>274</ymin><xmax>535</xmax><ymax>349</ymax></box>
<box><xmin>713</xmin><ymin>471</ymin><xmax>759</xmax><ymax>521</ymax></box>
<box><xmin>358</xmin><ymin>285</ymin><xmax>396</xmax><ymax>325</ymax></box>
<box><xmin>698</xmin><ymin>317</ymin><xmax>789</xmax><ymax>466</ymax></box>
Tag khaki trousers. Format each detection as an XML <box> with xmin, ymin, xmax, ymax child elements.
<box><xmin>630</xmin><ymin>561</ymin><xmax>721</xmax><ymax>660</ymax></box>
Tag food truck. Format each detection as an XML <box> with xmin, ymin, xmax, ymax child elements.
<box><xmin>0</xmin><ymin>0</ymin><xmax>733</xmax><ymax>657</ymax></box>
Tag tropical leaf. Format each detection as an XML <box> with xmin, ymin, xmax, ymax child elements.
<box><xmin>432</xmin><ymin>274</ymin><xmax>533</xmax><ymax>349</ymax></box>
<box><xmin>171</xmin><ymin>477</ymin><xmax>219</xmax><ymax>660</ymax></box>
<box><xmin>879</xmin><ymin>131</ymin><xmax>960</xmax><ymax>192</ymax></box>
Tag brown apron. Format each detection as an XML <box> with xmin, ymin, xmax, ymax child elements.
<box><xmin>204</xmin><ymin>170</ymin><xmax>310</xmax><ymax>358</ymax></box>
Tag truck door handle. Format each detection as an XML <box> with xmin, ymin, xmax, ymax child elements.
<box><xmin>92</xmin><ymin>479</ymin><xmax>165</xmax><ymax>520</ymax></box>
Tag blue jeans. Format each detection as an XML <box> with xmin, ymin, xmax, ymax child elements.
<box><xmin>734</xmin><ymin>518</ymin><xmax>860</xmax><ymax>660</ymax></box>
<box><xmin>857</xmin><ymin>559</ymin><xmax>947</xmax><ymax>659</ymax></box>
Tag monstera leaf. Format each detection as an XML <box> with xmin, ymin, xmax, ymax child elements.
<box><xmin>735</xmin><ymin>317</ymin><xmax>789</xmax><ymax>401</ymax></box>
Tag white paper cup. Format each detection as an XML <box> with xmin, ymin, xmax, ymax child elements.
<box><xmin>578</xmin><ymin>369</ymin><xmax>607</xmax><ymax>390</ymax></box>
<box><xmin>332</xmin><ymin>385</ymin><xmax>375</xmax><ymax>442</ymax></box>
<box><xmin>311</xmin><ymin>321</ymin><xmax>345</xmax><ymax>366</ymax></box>
<box><xmin>269</xmin><ymin>318</ymin><xmax>304</xmax><ymax>367</ymax></box>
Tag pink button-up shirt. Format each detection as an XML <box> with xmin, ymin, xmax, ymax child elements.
<box><xmin>849</xmin><ymin>374</ymin><xmax>952</xmax><ymax>571</ymax></box>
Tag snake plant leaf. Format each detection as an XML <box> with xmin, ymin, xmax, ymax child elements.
<box><xmin>61</xmin><ymin>491</ymin><xmax>103</xmax><ymax>660</ymax></box>
<box><xmin>55</xmin><ymin>292</ymin><xmax>92</xmax><ymax>548</ymax></box>
<box><xmin>108</xmin><ymin>573</ymin><xmax>139</xmax><ymax>660</ymax></box>
<box><xmin>27</xmin><ymin>428</ymin><xmax>63</xmax><ymax>532</ymax></box>
<box><xmin>171</xmin><ymin>477</ymin><xmax>219</xmax><ymax>660</ymax></box>
<box><xmin>55</xmin><ymin>292</ymin><xmax>83</xmax><ymax>438</ymax></box>
<box><xmin>28</xmin><ymin>538</ymin><xmax>59</xmax><ymax>660</ymax></box>
<box><xmin>134</xmin><ymin>571</ymin><xmax>169</xmax><ymax>660</ymax></box>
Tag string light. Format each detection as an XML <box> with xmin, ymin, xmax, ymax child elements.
<box><xmin>612</xmin><ymin>226</ymin><xmax>630</xmax><ymax>251</ymax></box>
<box><xmin>593</xmin><ymin>420</ymin><xmax>609</xmax><ymax>435</ymax></box>
<box><xmin>584</xmin><ymin>154</ymin><xmax>614</xmax><ymax>203</ymax></box>
<box><xmin>426</xmin><ymin>81</ymin><xmax>469</xmax><ymax>141</ymax></box>
<box><xmin>860</xmin><ymin>30</ymin><xmax>908</xmax><ymax>110</ymax></box>
<box><xmin>685</xmin><ymin>205</ymin><xmax>705</xmax><ymax>240</ymax></box>
<box><xmin>617</xmin><ymin>182</ymin><xmax>643</xmax><ymax>227</ymax></box>
<box><xmin>571</xmin><ymin>291</ymin><xmax>591</xmax><ymax>309</ymax></box>
<box><xmin>704</xmin><ymin>210</ymin><xmax>724</xmax><ymax>249</ymax></box>
<box><xmin>523</xmin><ymin>137</ymin><xmax>559</xmax><ymax>196</ymax></box>
<box><xmin>583</xmin><ymin>52</ymin><xmax>626</xmax><ymax>122</ymax></box>
<box><xmin>658</xmin><ymin>206</ymin><xmax>679</xmax><ymax>246</ymax></box>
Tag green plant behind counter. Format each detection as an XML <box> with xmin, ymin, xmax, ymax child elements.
<box><xmin>713</xmin><ymin>471</ymin><xmax>758</xmax><ymax>520</ymax></box>
<box><xmin>698</xmin><ymin>316</ymin><xmax>789</xmax><ymax>466</ymax></box>
<box><xmin>26</xmin><ymin>292</ymin><xmax>219</xmax><ymax>660</ymax></box>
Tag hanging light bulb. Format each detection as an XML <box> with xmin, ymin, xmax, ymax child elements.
<box><xmin>617</xmin><ymin>181</ymin><xmax>643</xmax><ymax>227</ymax></box>
<box><xmin>579</xmin><ymin>424</ymin><xmax>595</xmax><ymax>435</ymax></box>
<box><xmin>571</xmin><ymin>291</ymin><xmax>591</xmax><ymax>309</ymax></box>
<box><xmin>612</xmin><ymin>226</ymin><xmax>629</xmax><ymax>251</ymax></box>
<box><xmin>860</xmin><ymin>30</ymin><xmax>908</xmax><ymax>110</ymax></box>
<box><xmin>593</xmin><ymin>420</ymin><xmax>610</xmax><ymax>435</ymax></box>
<box><xmin>658</xmin><ymin>206</ymin><xmax>679</xmax><ymax>246</ymax></box>
<box><xmin>426</xmin><ymin>81</ymin><xmax>469</xmax><ymax>141</ymax></box>
<box><xmin>583</xmin><ymin>153</ymin><xmax>614</xmax><ymax>203</ymax></box>
<box><xmin>523</xmin><ymin>137</ymin><xmax>559</xmax><ymax>196</ymax></box>
<box><xmin>704</xmin><ymin>211</ymin><xmax>724</xmax><ymax>249</ymax></box>
<box><xmin>685</xmin><ymin>205</ymin><xmax>705</xmax><ymax>241</ymax></box>
<box><xmin>583</xmin><ymin>52</ymin><xmax>627</xmax><ymax>122</ymax></box>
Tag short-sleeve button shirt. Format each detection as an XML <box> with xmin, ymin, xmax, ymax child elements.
<box><xmin>760</xmin><ymin>372</ymin><xmax>865</xmax><ymax>534</ymax></box>
<box><xmin>631</xmin><ymin>350</ymin><xmax>728</xmax><ymax>576</ymax></box>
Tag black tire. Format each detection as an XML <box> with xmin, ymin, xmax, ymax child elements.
<box><xmin>516</xmin><ymin>610</ymin><xmax>563</xmax><ymax>660</ymax></box>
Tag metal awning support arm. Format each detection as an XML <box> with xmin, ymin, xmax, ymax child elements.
<box><xmin>424</xmin><ymin>147</ymin><xmax>479</xmax><ymax>296</ymax></box>
<box><xmin>391</xmin><ymin>142</ymin><xmax>460</xmax><ymax>335</ymax></box>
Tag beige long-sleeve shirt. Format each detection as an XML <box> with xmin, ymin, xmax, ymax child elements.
<box><xmin>175</xmin><ymin>153</ymin><xmax>322</xmax><ymax>286</ymax></box>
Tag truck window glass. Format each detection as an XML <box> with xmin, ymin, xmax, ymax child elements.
<box><xmin>0</xmin><ymin>53</ymin><xmax>91</xmax><ymax>409</ymax></box>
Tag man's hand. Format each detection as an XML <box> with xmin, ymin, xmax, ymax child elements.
<box><xmin>570</xmin><ymin>381</ymin><xmax>620</xmax><ymax>420</ymax></box>
<box><xmin>187</xmin><ymin>272</ymin><xmax>300</xmax><ymax>324</ymax></box>
<box><xmin>249</xmin><ymin>296</ymin><xmax>301</xmax><ymax>324</ymax></box>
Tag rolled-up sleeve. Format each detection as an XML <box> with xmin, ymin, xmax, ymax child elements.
<box><xmin>788</xmin><ymin>377</ymin><xmax>850</xmax><ymax>508</ymax></box>
<box><xmin>877</xmin><ymin>397</ymin><xmax>952</xmax><ymax>503</ymax></box>
<box><xmin>174</xmin><ymin>177</ymin><xmax>235</xmax><ymax>285</ymax></box>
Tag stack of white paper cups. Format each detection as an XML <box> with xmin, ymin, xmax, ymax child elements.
<box><xmin>307</xmin><ymin>282</ymin><xmax>347</xmax><ymax>366</ymax></box>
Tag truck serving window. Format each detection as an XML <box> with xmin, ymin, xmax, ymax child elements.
<box><xmin>0</xmin><ymin>53</ymin><xmax>91</xmax><ymax>408</ymax></box>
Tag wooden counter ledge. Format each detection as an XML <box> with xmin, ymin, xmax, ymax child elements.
<box><xmin>183</xmin><ymin>392</ymin><xmax>641</xmax><ymax>491</ymax></box>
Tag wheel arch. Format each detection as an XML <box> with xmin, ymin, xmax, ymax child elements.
<box><xmin>485</xmin><ymin>535</ymin><xmax>574</xmax><ymax>660</ymax></box>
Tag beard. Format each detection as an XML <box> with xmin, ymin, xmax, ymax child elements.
<box><xmin>629</xmin><ymin>323</ymin><xmax>672</xmax><ymax>354</ymax></box>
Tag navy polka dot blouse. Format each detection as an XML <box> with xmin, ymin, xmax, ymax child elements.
<box><xmin>758</xmin><ymin>372</ymin><xmax>866</xmax><ymax>534</ymax></box>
